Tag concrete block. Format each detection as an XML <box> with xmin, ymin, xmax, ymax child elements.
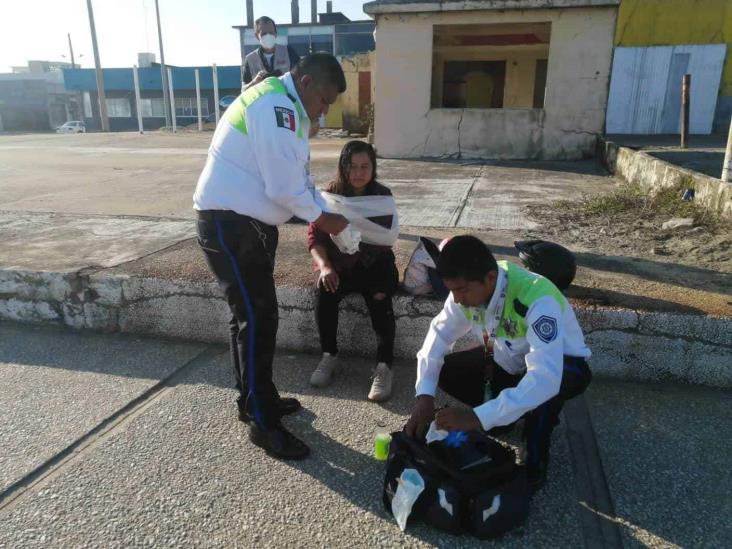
<box><xmin>586</xmin><ymin>331</ymin><xmax>692</xmax><ymax>383</ymax></box>
<box><xmin>119</xmin><ymin>295</ymin><xmax>228</xmax><ymax>344</ymax></box>
<box><xmin>88</xmin><ymin>274</ymin><xmax>125</xmax><ymax>306</ymax></box>
<box><xmin>638</xmin><ymin>312</ymin><xmax>732</xmax><ymax>347</ymax></box>
<box><xmin>575</xmin><ymin>307</ymin><xmax>639</xmax><ymax>332</ymax></box>
<box><xmin>62</xmin><ymin>302</ymin><xmax>86</xmax><ymax>330</ymax></box>
<box><xmin>0</xmin><ymin>270</ymin><xmax>70</xmax><ymax>302</ymax></box>
<box><xmin>0</xmin><ymin>299</ymin><xmax>60</xmax><ymax>324</ymax></box>
<box><xmin>82</xmin><ymin>302</ymin><xmax>119</xmax><ymax>332</ymax></box>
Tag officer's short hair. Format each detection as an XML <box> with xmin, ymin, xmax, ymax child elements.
<box><xmin>255</xmin><ymin>16</ymin><xmax>276</xmax><ymax>34</ymax></box>
<box><xmin>437</xmin><ymin>235</ymin><xmax>498</xmax><ymax>282</ymax></box>
<box><xmin>292</xmin><ymin>53</ymin><xmax>347</xmax><ymax>93</ymax></box>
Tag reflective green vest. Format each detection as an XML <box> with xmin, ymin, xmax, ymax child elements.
<box><xmin>226</xmin><ymin>77</ymin><xmax>306</xmax><ymax>139</ymax></box>
<box><xmin>460</xmin><ymin>261</ymin><xmax>565</xmax><ymax>340</ymax></box>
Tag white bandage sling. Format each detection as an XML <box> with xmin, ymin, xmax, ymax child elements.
<box><xmin>316</xmin><ymin>191</ymin><xmax>400</xmax><ymax>252</ymax></box>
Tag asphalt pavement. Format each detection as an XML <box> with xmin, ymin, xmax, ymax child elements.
<box><xmin>1</xmin><ymin>323</ymin><xmax>730</xmax><ymax>548</ymax></box>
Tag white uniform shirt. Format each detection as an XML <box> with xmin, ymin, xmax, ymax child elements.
<box><xmin>193</xmin><ymin>73</ymin><xmax>322</xmax><ymax>225</ymax></box>
<box><xmin>415</xmin><ymin>264</ymin><xmax>591</xmax><ymax>431</ymax></box>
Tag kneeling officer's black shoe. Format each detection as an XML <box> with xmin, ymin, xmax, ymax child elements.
<box><xmin>238</xmin><ymin>397</ymin><xmax>302</xmax><ymax>423</ymax></box>
<box><xmin>248</xmin><ymin>423</ymin><xmax>310</xmax><ymax>460</ymax></box>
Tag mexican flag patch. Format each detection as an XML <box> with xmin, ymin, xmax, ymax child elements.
<box><xmin>274</xmin><ymin>106</ymin><xmax>296</xmax><ymax>131</ymax></box>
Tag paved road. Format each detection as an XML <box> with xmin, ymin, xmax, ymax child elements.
<box><xmin>0</xmin><ymin>132</ymin><xmax>615</xmax><ymax>230</ymax></box>
<box><xmin>1</xmin><ymin>323</ymin><xmax>729</xmax><ymax>547</ymax></box>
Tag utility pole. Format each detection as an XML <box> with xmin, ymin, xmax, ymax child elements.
<box><xmin>67</xmin><ymin>33</ymin><xmax>76</xmax><ymax>67</ymax></box>
<box><xmin>722</xmin><ymin>117</ymin><xmax>732</xmax><ymax>183</ymax></box>
<box><xmin>86</xmin><ymin>0</ymin><xmax>109</xmax><ymax>131</ymax></box>
<box><xmin>155</xmin><ymin>0</ymin><xmax>172</xmax><ymax>127</ymax></box>
<box><xmin>68</xmin><ymin>32</ymin><xmax>84</xmax><ymax>122</ymax></box>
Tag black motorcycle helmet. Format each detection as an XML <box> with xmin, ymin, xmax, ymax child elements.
<box><xmin>514</xmin><ymin>240</ymin><xmax>577</xmax><ymax>291</ymax></box>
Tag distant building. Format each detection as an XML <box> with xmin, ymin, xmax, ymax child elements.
<box><xmin>62</xmin><ymin>63</ymin><xmax>241</xmax><ymax>132</ymax></box>
<box><xmin>234</xmin><ymin>2</ymin><xmax>376</xmax><ymax>132</ymax></box>
<box><xmin>365</xmin><ymin>0</ymin><xmax>619</xmax><ymax>160</ymax></box>
<box><xmin>233</xmin><ymin>5</ymin><xmax>375</xmax><ymax>69</ymax></box>
<box><xmin>0</xmin><ymin>61</ymin><xmax>79</xmax><ymax>132</ymax></box>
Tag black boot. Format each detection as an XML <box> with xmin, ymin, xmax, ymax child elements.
<box><xmin>238</xmin><ymin>397</ymin><xmax>302</xmax><ymax>423</ymax></box>
<box><xmin>248</xmin><ymin>423</ymin><xmax>310</xmax><ymax>460</ymax></box>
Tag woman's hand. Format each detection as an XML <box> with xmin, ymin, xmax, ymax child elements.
<box><xmin>318</xmin><ymin>265</ymin><xmax>340</xmax><ymax>293</ymax></box>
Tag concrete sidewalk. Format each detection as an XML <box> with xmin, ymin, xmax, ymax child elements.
<box><xmin>1</xmin><ymin>212</ymin><xmax>730</xmax><ymax>388</ymax></box>
<box><xmin>1</xmin><ymin>324</ymin><xmax>729</xmax><ymax>548</ymax></box>
<box><xmin>0</xmin><ymin>133</ymin><xmax>729</xmax><ymax>385</ymax></box>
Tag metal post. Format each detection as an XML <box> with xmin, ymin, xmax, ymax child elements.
<box><xmin>86</xmin><ymin>0</ymin><xmax>109</xmax><ymax>131</ymax></box>
<box><xmin>133</xmin><ymin>66</ymin><xmax>144</xmax><ymax>134</ymax></box>
<box><xmin>167</xmin><ymin>67</ymin><xmax>176</xmax><ymax>133</ymax></box>
<box><xmin>195</xmin><ymin>69</ymin><xmax>203</xmax><ymax>132</ymax></box>
<box><xmin>68</xmin><ymin>32</ymin><xmax>84</xmax><ymax>122</ymax></box>
<box><xmin>681</xmin><ymin>74</ymin><xmax>690</xmax><ymax>149</ymax></box>
<box><xmin>67</xmin><ymin>33</ymin><xmax>76</xmax><ymax>67</ymax></box>
<box><xmin>722</xmin><ymin>116</ymin><xmax>732</xmax><ymax>183</ymax></box>
<box><xmin>213</xmin><ymin>64</ymin><xmax>220</xmax><ymax>124</ymax></box>
<box><xmin>155</xmin><ymin>0</ymin><xmax>171</xmax><ymax>127</ymax></box>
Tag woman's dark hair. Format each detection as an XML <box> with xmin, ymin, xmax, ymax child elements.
<box><xmin>327</xmin><ymin>140</ymin><xmax>377</xmax><ymax>196</ymax></box>
<box><xmin>437</xmin><ymin>235</ymin><xmax>498</xmax><ymax>282</ymax></box>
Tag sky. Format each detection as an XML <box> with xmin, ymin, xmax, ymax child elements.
<box><xmin>0</xmin><ymin>0</ymin><xmax>369</xmax><ymax>72</ymax></box>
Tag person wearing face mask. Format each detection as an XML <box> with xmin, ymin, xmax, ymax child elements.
<box><xmin>194</xmin><ymin>54</ymin><xmax>348</xmax><ymax>461</ymax></box>
<box><xmin>242</xmin><ymin>16</ymin><xmax>300</xmax><ymax>91</ymax></box>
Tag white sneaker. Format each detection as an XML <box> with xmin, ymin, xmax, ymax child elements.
<box><xmin>368</xmin><ymin>362</ymin><xmax>393</xmax><ymax>402</ymax></box>
<box><xmin>310</xmin><ymin>353</ymin><xmax>339</xmax><ymax>387</ymax></box>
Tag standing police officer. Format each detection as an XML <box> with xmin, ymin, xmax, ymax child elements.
<box><xmin>194</xmin><ymin>54</ymin><xmax>348</xmax><ymax>460</ymax></box>
<box><xmin>242</xmin><ymin>16</ymin><xmax>300</xmax><ymax>91</ymax></box>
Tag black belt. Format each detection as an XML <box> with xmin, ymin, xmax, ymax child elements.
<box><xmin>196</xmin><ymin>209</ymin><xmax>253</xmax><ymax>222</ymax></box>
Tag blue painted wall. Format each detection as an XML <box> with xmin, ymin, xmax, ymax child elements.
<box><xmin>62</xmin><ymin>65</ymin><xmax>242</xmax><ymax>91</ymax></box>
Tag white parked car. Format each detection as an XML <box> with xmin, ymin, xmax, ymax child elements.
<box><xmin>56</xmin><ymin>121</ymin><xmax>86</xmax><ymax>134</ymax></box>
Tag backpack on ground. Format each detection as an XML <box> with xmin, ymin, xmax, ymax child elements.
<box><xmin>382</xmin><ymin>430</ymin><xmax>530</xmax><ymax>539</ymax></box>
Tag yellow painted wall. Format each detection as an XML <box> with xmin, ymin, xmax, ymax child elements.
<box><xmin>324</xmin><ymin>95</ymin><xmax>344</xmax><ymax>128</ymax></box>
<box><xmin>615</xmin><ymin>0</ymin><xmax>732</xmax><ymax>95</ymax></box>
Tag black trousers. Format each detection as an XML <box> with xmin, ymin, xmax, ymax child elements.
<box><xmin>315</xmin><ymin>254</ymin><xmax>398</xmax><ymax>364</ymax></box>
<box><xmin>197</xmin><ymin>210</ymin><xmax>281</xmax><ymax>429</ymax></box>
<box><xmin>438</xmin><ymin>347</ymin><xmax>592</xmax><ymax>468</ymax></box>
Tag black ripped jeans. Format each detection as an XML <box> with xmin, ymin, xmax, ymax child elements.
<box><xmin>315</xmin><ymin>253</ymin><xmax>399</xmax><ymax>365</ymax></box>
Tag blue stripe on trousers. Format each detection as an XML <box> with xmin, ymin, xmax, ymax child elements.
<box><xmin>214</xmin><ymin>219</ymin><xmax>264</xmax><ymax>429</ymax></box>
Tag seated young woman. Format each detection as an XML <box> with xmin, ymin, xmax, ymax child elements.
<box><xmin>306</xmin><ymin>140</ymin><xmax>399</xmax><ymax>402</ymax></box>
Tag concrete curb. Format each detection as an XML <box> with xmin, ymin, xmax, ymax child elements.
<box><xmin>2</xmin><ymin>268</ymin><xmax>731</xmax><ymax>388</ymax></box>
<box><xmin>598</xmin><ymin>138</ymin><xmax>732</xmax><ymax>219</ymax></box>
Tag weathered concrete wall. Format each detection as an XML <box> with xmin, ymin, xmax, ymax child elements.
<box><xmin>372</xmin><ymin>7</ymin><xmax>616</xmax><ymax>159</ymax></box>
<box><xmin>598</xmin><ymin>139</ymin><xmax>732</xmax><ymax>219</ymax></box>
<box><xmin>2</xmin><ymin>268</ymin><xmax>731</xmax><ymax>388</ymax></box>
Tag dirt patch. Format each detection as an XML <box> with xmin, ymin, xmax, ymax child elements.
<box><xmin>525</xmin><ymin>181</ymin><xmax>732</xmax><ymax>277</ymax></box>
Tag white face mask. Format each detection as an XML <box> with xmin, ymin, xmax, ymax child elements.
<box><xmin>259</xmin><ymin>34</ymin><xmax>276</xmax><ymax>50</ymax></box>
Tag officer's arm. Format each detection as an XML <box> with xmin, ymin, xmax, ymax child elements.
<box><xmin>415</xmin><ymin>295</ymin><xmax>472</xmax><ymax>397</ymax></box>
<box><xmin>242</xmin><ymin>63</ymin><xmax>252</xmax><ymax>85</ymax></box>
<box><xmin>473</xmin><ymin>296</ymin><xmax>564</xmax><ymax>430</ymax></box>
<box><xmin>251</xmin><ymin>103</ymin><xmax>322</xmax><ymax>222</ymax></box>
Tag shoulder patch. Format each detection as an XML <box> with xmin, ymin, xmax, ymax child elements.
<box><xmin>532</xmin><ymin>315</ymin><xmax>558</xmax><ymax>343</ymax></box>
<box><xmin>274</xmin><ymin>106</ymin><xmax>296</xmax><ymax>131</ymax></box>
